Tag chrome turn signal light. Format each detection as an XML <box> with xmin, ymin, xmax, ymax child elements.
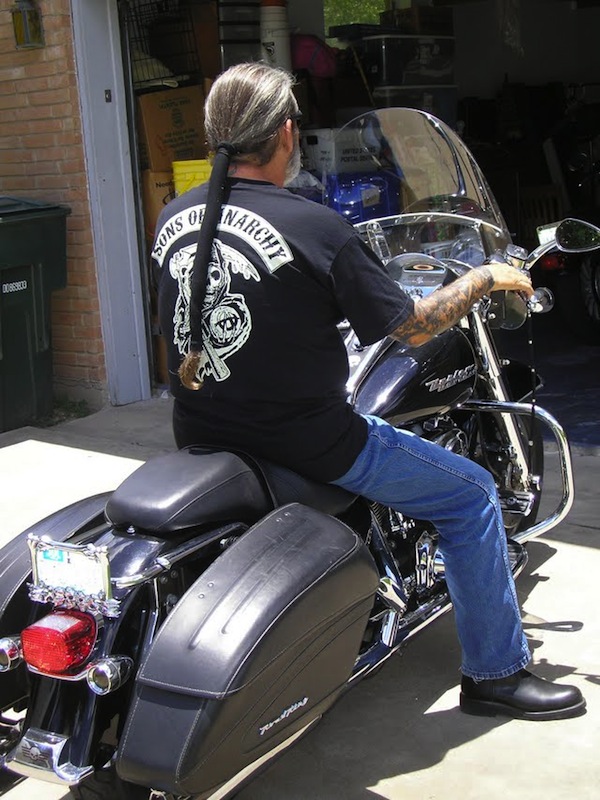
<box><xmin>0</xmin><ymin>637</ymin><xmax>23</xmax><ymax>672</ymax></box>
<box><xmin>86</xmin><ymin>656</ymin><xmax>133</xmax><ymax>695</ymax></box>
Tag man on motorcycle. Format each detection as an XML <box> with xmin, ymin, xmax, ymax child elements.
<box><xmin>155</xmin><ymin>63</ymin><xmax>585</xmax><ymax>721</ymax></box>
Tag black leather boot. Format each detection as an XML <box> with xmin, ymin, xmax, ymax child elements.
<box><xmin>460</xmin><ymin>669</ymin><xmax>586</xmax><ymax>720</ymax></box>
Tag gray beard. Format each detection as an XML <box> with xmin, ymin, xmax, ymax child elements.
<box><xmin>284</xmin><ymin>140</ymin><xmax>302</xmax><ymax>185</ymax></box>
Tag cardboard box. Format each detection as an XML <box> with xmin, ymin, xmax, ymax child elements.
<box><xmin>300</xmin><ymin>128</ymin><xmax>379</xmax><ymax>175</ymax></box>
<box><xmin>137</xmin><ymin>85</ymin><xmax>207</xmax><ymax>172</ymax></box>
<box><xmin>141</xmin><ymin>170</ymin><xmax>175</xmax><ymax>240</ymax></box>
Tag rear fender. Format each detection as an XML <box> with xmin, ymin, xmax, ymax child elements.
<box><xmin>0</xmin><ymin>494</ymin><xmax>110</xmax><ymax>712</ymax></box>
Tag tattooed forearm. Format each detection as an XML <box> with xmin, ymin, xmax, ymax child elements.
<box><xmin>391</xmin><ymin>266</ymin><xmax>495</xmax><ymax>346</ymax></box>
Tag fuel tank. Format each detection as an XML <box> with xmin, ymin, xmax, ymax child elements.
<box><xmin>353</xmin><ymin>327</ymin><xmax>477</xmax><ymax>424</ymax></box>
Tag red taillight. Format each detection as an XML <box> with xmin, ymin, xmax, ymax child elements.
<box><xmin>22</xmin><ymin>611</ymin><xmax>97</xmax><ymax>675</ymax></box>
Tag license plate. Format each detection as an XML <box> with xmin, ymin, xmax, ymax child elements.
<box><xmin>28</xmin><ymin>535</ymin><xmax>111</xmax><ymax>600</ymax></box>
<box><xmin>537</xmin><ymin>222</ymin><xmax>559</xmax><ymax>246</ymax></box>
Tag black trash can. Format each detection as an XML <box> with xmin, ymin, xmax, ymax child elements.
<box><xmin>0</xmin><ymin>196</ymin><xmax>71</xmax><ymax>432</ymax></box>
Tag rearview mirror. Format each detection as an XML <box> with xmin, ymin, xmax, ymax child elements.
<box><xmin>555</xmin><ymin>218</ymin><xmax>600</xmax><ymax>253</ymax></box>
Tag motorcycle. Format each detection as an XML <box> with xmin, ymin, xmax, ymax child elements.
<box><xmin>0</xmin><ymin>108</ymin><xmax>581</xmax><ymax>800</ymax></box>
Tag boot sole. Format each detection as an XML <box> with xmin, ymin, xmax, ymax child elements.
<box><xmin>460</xmin><ymin>692</ymin><xmax>587</xmax><ymax>721</ymax></box>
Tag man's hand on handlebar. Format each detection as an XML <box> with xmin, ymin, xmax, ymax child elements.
<box><xmin>481</xmin><ymin>263</ymin><xmax>534</xmax><ymax>298</ymax></box>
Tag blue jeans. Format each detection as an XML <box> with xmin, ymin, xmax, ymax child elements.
<box><xmin>331</xmin><ymin>415</ymin><xmax>531</xmax><ymax>681</ymax></box>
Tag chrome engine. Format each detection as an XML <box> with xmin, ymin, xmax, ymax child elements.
<box><xmin>418</xmin><ymin>415</ymin><xmax>470</xmax><ymax>458</ymax></box>
<box><xmin>369</xmin><ymin>415</ymin><xmax>470</xmax><ymax>600</ymax></box>
<box><xmin>372</xmin><ymin>504</ymin><xmax>446</xmax><ymax>601</ymax></box>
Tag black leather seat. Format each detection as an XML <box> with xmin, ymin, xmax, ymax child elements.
<box><xmin>105</xmin><ymin>446</ymin><xmax>356</xmax><ymax>536</ymax></box>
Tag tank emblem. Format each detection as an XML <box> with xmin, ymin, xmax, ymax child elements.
<box><xmin>425</xmin><ymin>364</ymin><xmax>477</xmax><ymax>393</ymax></box>
<box><xmin>258</xmin><ymin>697</ymin><xmax>309</xmax><ymax>736</ymax></box>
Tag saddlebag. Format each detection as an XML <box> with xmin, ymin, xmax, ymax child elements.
<box><xmin>117</xmin><ymin>502</ymin><xmax>379</xmax><ymax>797</ymax></box>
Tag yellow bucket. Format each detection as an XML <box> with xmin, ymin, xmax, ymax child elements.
<box><xmin>172</xmin><ymin>159</ymin><xmax>212</xmax><ymax>196</ymax></box>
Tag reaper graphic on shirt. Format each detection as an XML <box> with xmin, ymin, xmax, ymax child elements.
<box><xmin>169</xmin><ymin>239</ymin><xmax>260</xmax><ymax>383</ymax></box>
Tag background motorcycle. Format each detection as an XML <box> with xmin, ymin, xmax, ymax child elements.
<box><xmin>0</xmin><ymin>109</ymin><xmax>579</xmax><ymax>800</ymax></box>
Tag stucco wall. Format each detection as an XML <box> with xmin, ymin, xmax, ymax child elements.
<box><xmin>0</xmin><ymin>0</ymin><xmax>106</xmax><ymax>407</ymax></box>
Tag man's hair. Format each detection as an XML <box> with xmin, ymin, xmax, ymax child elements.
<box><xmin>204</xmin><ymin>62</ymin><xmax>298</xmax><ymax>166</ymax></box>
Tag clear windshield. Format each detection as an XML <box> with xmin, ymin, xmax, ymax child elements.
<box><xmin>320</xmin><ymin>108</ymin><xmax>511</xmax><ymax>265</ymax></box>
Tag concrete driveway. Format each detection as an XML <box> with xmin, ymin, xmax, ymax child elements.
<box><xmin>0</xmin><ymin>398</ymin><xmax>597</xmax><ymax>800</ymax></box>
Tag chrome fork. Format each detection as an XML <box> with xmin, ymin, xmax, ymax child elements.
<box><xmin>468</xmin><ymin>310</ymin><xmax>532</xmax><ymax>488</ymax></box>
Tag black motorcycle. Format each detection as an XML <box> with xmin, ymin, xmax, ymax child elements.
<box><xmin>0</xmin><ymin>108</ymin><xmax>579</xmax><ymax>800</ymax></box>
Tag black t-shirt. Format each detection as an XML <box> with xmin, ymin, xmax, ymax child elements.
<box><xmin>154</xmin><ymin>178</ymin><xmax>413</xmax><ymax>481</ymax></box>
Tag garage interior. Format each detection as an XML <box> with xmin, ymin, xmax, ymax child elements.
<box><xmin>116</xmin><ymin>0</ymin><xmax>600</xmax><ymax>386</ymax></box>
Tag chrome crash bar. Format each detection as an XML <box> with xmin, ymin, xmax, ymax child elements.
<box><xmin>461</xmin><ymin>399</ymin><xmax>575</xmax><ymax>543</ymax></box>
